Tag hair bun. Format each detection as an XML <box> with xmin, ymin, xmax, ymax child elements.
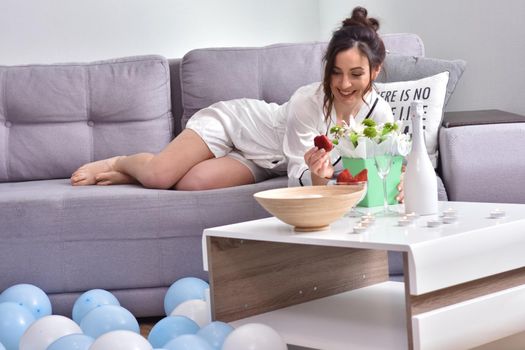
<box><xmin>342</xmin><ymin>6</ymin><xmax>380</xmax><ymax>32</ymax></box>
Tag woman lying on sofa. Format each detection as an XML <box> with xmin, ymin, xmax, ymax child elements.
<box><xmin>71</xmin><ymin>6</ymin><xmax>402</xmax><ymax>200</ymax></box>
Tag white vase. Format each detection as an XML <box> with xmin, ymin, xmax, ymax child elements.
<box><xmin>404</xmin><ymin>101</ymin><xmax>438</xmax><ymax>215</ymax></box>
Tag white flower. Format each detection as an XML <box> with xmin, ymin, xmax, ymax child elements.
<box><xmin>348</xmin><ymin>118</ymin><xmax>365</xmax><ymax>134</ymax></box>
<box><xmin>330</xmin><ymin>119</ymin><xmax>411</xmax><ymax>159</ymax></box>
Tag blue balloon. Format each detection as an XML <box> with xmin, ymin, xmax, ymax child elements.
<box><xmin>197</xmin><ymin>321</ymin><xmax>234</xmax><ymax>350</ymax></box>
<box><xmin>0</xmin><ymin>284</ymin><xmax>51</xmax><ymax>319</ymax></box>
<box><xmin>164</xmin><ymin>277</ymin><xmax>209</xmax><ymax>315</ymax></box>
<box><xmin>164</xmin><ymin>334</ymin><xmax>213</xmax><ymax>350</ymax></box>
<box><xmin>0</xmin><ymin>302</ymin><xmax>36</xmax><ymax>350</ymax></box>
<box><xmin>147</xmin><ymin>316</ymin><xmax>200</xmax><ymax>348</ymax></box>
<box><xmin>72</xmin><ymin>289</ymin><xmax>120</xmax><ymax>324</ymax></box>
<box><xmin>47</xmin><ymin>333</ymin><xmax>94</xmax><ymax>350</ymax></box>
<box><xmin>79</xmin><ymin>304</ymin><xmax>139</xmax><ymax>338</ymax></box>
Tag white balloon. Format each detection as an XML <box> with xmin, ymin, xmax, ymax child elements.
<box><xmin>222</xmin><ymin>323</ymin><xmax>287</xmax><ymax>350</ymax></box>
<box><xmin>19</xmin><ymin>315</ymin><xmax>82</xmax><ymax>350</ymax></box>
<box><xmin>169</xmin><ymin>299</ymin><xmax>210</xmax><ymax>327</ymax></box>
<box><xmin>90</xmin><ymin>330</ymin><xmax>152</xmax><ymax>350</ymax></box>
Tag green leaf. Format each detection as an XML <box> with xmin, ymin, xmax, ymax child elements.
<box><xmin>332</xmin><ymin>139</ymin><xmax>339</xmax><ymax>145</ymax></box>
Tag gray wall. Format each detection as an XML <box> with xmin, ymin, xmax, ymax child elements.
<box><xmin>1</xmin><ymin>0</ymin><xmax>523</xmax><ymax>115</ymax></box>
<box><xmin>320</xmin><ymin>0</ymin><xmax>525</xmax><ymax>115</ymax></box>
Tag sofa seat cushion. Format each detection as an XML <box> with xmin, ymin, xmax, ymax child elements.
<box><xmin>0</xmin><ymin>55</ymin><xmax>173</xmax><ymax>182</ymax></box>
<box><xmin>0</xmin><ymin>177</ymin><xmax>287</xmax><ymax>294</ymax></box>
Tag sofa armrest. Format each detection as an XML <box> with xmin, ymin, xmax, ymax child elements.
<box><xmin>442</xmin><ymin>109</ymin><xmax>525</xmax><ymax>127</ymax></box>
<box><xmin>439</xmin><ymin>110</ymin><xmax>525</xmax><ymax>203</ymax></box>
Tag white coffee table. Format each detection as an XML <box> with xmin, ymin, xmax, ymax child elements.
<box><xmin>202</xmin><ymin>201</ymin><xmax>525</xmax><ymax>350</ymax></box>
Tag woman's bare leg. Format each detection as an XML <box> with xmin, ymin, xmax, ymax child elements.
<box><xmin>96</xmin><ymin>155</ymin><xmax>254</xmax><ymax>189</ymax></box>
<box><xmin>71</xmin><ymin>129</ymin><xmax>214</xmax><ymax>189</ymax></box>
<box><xmin>175</xmin><ymin>156</ymin><xmax>255</xmax><ymax>190</ymax></box>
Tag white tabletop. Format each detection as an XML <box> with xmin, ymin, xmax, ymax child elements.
<box><xmin>204</xmin><ymin>201</ymin><xmax>524</xmax><ymax>251</ymax></box>
<box><xmin>203</xmin><ymin>201</ymin><xmax>525</xmax><ymax>294</ymax></box>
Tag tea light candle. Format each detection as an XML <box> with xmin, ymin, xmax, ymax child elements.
<box><xmin>490</xmin><ymin>209</ymin><xmax>505</xmax><ymax>219</ymax></box>
<box><xmin>398</xmin><ymin>216</ymin><xmax>412</xmax><ymax>226</ymax></box>
<box><xmin>352</xmin><ymin>224</ymin><xmax>367</xmax><ymax>234</ymax></box>
<box><xmin>361</xmin><ymin>213</ymin><xmax>375</xmax><ymax>221</ymax></box>
<box><xmin>427</xmin><ymin>219</ymin><xmax>442</xmax><ymax>228</ymax></box>
<box><xmin>443</xmin><ymin>208</ymin><xmax>457</xmax><ymax>217</ymax></box>
<box><xmin>360</xmin><ymin>219</ymin><xmax>371</xmax><ymax>227</ymax></box>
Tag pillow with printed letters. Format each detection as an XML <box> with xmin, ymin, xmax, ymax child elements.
<box><xmin>375</xmin><ymin>71</ymin><xmax>448</xmax><ymax>168</ymax></box>
<box><xmin>375</xmin><ymin>54</ymin><xmax>467</xmax><ymax>167</ymax></box>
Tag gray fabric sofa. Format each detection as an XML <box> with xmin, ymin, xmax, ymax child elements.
<box><xmin>1</xmin><ymin>33</ymin><xmax>515</xmax><ymax>318</ymax></box>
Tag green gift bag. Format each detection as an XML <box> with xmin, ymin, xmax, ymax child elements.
<box><xmin>342</xmin><ymin>156</ymin><xmax>403</xmax><ymax>207</ymax></box>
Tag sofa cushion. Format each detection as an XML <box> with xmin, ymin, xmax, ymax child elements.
<box><xmin>179</xmin><ymin>34</ymin><xmax>425</xmax><ymax>130</ymax></box>
<box><xmin>375</xmin><ymin>72</ymin><xmax>450</xmax><ymax>167</ymax></box>
<box><xmin>0</xmin><ymin>177</ymin><xmax>287</xmax><ymax>295</ymax></box>
<box><xmin>180</xmin><ymin>42</ymin><xmax>327</xmax><ymax>129</ymax></box>
<box><xmin>376</xmin><ymin>54</ymin><xmax>466</xmax><ymax>167</ymax></box>
<box><xmin>0</xmin><ymin>55</ymin><xmax>173</xmax><ymax>182</ymax></box>
<box><xmin>381</xmin><ymin>33</ymin><xmax>425</xmax><ymax>57</ymax></box>
<box><xmin>377</xmin><ymin>54</ymin><xmax>466</xmax><ymax>107</ymax></box>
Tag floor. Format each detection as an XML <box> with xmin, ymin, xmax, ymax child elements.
<box><xmin>138</xmin><ymin>316</ymin><xmax>162</xmax><ymax>338</ymax></box>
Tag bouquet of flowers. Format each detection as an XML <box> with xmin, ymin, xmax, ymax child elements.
<box><xmin>329</xmin><ymin>118</ymin><xmax>412</xmax><ymax>208</ymax></box>
<box><xmin>330</xmin><ymin>119</ymin><xmax>411</xmax><ymax>158</ymax></box>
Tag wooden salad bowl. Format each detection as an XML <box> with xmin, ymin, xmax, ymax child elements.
<box><xmin>254</xmin><ymin>184</ymin><xmax>366</xmax><ymax>232</ymax></box>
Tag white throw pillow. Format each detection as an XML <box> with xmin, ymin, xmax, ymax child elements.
<box><xmin>375</xmin><ymin>71</ymin><xmax>449</xmax><ymax>168</ymax></box>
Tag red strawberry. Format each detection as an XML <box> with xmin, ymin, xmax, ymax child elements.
<box><xmin>314</xmin><ymin>135</ymin><xmax>333</xmax><ymax>152</ymax></box>
<box><xmin>336</xmin><ymin>169</ymin><xmax>354</xmax><ymax>183</ymax></box>
<box><xmin>354</xmin><ymin>169</ymin><xmax>368</xmax><ymax>182</ymax></box>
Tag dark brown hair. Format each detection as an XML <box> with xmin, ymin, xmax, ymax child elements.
<box><xmin>322</xmin><ymin>7</ymin><xmax>386</xmax><ymax>120</ymax></box>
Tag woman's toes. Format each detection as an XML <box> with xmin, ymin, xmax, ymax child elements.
<box><xmin>69</xmin><ymin>159</ymin><xmax>116</xmax><ymax>186</ymax></box>
<box><xmin>71</xmin><ymin>173</ymin><xmax>86</xmax><ymax>185</ymax></box>
<box><xmin>72</xmin><ymin>178</ymin><xmax>91</xmax><ymax>186</ymax></box>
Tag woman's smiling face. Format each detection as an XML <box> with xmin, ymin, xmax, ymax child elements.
<box><xmin>330</xmin><ymin>46</ymin><xmax>380</xmax><ymax>116</ymax></box>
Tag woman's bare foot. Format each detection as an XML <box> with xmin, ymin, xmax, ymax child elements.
<box><xmin>95</xmin><ymin>171</ymin><xmax>137</xmax><ymax>186</ymax></box>
<box><xmin>70</xmin><ymin>157</ymin><xmax>120</xmax><ymax>186</ymax></box>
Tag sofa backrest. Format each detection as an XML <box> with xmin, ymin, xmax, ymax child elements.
<box><xmin>0</xmin><ymin>55</ymin><xmax>172</xmax><ymax>182</ymax></box>
<box><xmin>0</xmin><ymin>33</ymin><xmax>435</xmax><ymax>183</ymax></box>
<box><xmin>174</xmin><ymin>33</ymin><xmax>425</xmax><ymax>132</ymax></box>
